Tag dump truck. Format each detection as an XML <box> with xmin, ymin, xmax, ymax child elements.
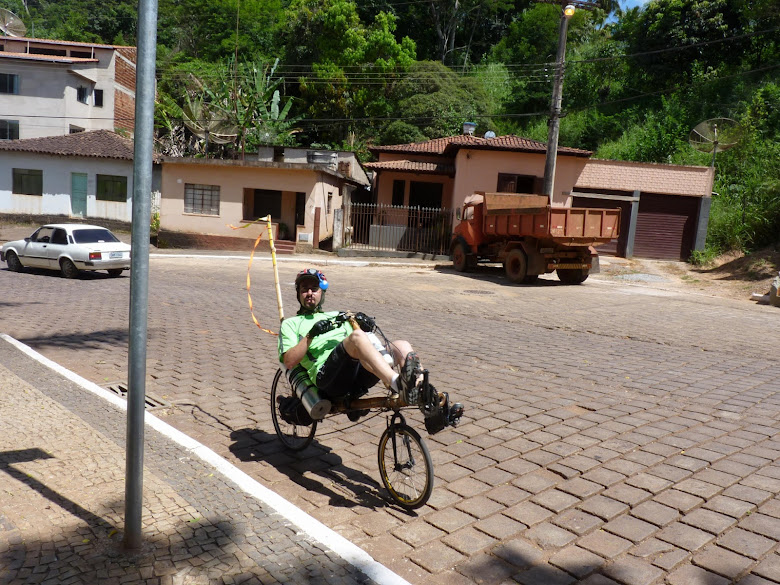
<box><xmin>450</xmin><ymin>192</ymin><xmax>620</xmax><ymax>284</ymax></box>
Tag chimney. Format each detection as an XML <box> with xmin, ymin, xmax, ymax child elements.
<box><xmin>462</xmin><ymin>121</ymin><xmax>477</xmax><ymax>135</ymax></box>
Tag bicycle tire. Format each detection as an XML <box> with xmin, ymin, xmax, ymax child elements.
<box><xmin>270</xmin><ymin>369</ymin><xmax>317</xmax><ymax>451</ymax></box>
<box><xmin>377</xmin><ymin>422</ymin><xmax>434</xmax><ymax>509</ymax></box>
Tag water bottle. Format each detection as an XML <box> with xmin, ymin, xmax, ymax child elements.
<box><xmin>287</xmin><ymin>366</ymin><xmax>331</xmax><ymax>420</ymax></box>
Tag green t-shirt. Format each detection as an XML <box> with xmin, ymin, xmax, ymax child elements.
<box><xmin>278</xmin><ymin>311</ymin><xmax>351</xmax><ymax>386</ymax></box>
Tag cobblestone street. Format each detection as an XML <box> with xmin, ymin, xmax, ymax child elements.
<box><xmin>2</xmin><ymin>255</ymin><xmax>779</xmax><ymax>585</ymax></box>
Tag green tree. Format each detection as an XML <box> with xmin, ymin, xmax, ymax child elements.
<box><xmin>381</xmin><ymin>61</ymin><xmax>496</xmax><ymax>141</ymax></box>
<box><xmin>157</xmin><ymin>0</ymin><xmax>283</xmax><ymax>62</ymax></box>
<box><xmin>614</xmin><ymin>0</ymin><xmax>742</xmax><ymax>92</ymax></box>
<box><xmin>285</xmin><ymin>0</ymin><xmax>416</xmax><ymax>144</ymax></box>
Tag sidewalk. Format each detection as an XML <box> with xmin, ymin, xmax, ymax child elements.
<box><xmin>0</xmin><ymin>335</ymin><xmax>409</xmax><ymax>585</ymax></box>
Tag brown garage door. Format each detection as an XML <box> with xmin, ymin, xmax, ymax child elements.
<box><xmin>571</xmin><ymin>197</ymin><xmax>630</xmax><ymax>257</ymax></box>
<box><xmin>633</xmin><ymin>194</ymin><xmax>699</xmax><ymax>260</ymax></box>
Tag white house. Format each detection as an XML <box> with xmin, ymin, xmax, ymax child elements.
<box><xmin>0</xmin><ymin>36</ymin><xmax>136</xmax><ymax>140</ymax></box>
<box><xmin>0</xmin><ymin>130</ymin><xmax>160</xmax><ymax>223</ymax></box>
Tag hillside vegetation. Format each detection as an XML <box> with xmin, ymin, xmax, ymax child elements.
<box><xmin>3</xmin><ymin>0</ymin><xmax>779</xmax><ymax>259</ymax></box>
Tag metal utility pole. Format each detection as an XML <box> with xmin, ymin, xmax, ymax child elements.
<box><xmin>542</xmin><ymin>3</ymin><xmax>575</xmax><ymax>205</ymax></box>
<box><xmin>123</xmin><ymin>0</ymin><xmax>158</xmax><ymax>552</ymax></box>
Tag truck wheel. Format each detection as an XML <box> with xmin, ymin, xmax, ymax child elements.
<box><xmin>557</xmin><ymin>267</ymin><xmax>589</xmax><ymax>284</ymax></box>
<box><xmin>504</xmin><ymin>249</ymin><xmax>529</xmax><ymax>284</ymax></box>
<box><xmin>452</xmin><ymin>242</ymin><xmax>472</xmax><ymax>272</ymax></box>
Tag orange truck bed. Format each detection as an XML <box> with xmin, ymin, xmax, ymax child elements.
<box><xmin>478</xmin><ymin>192</ymin><xmax>620</xmax><ymax>244</ymax></box>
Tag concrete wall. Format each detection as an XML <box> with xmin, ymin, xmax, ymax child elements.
<box><xmin>160</xmin><ymin>162</ymin><xmax>343</xmax><ymax>244</ymax></box>
<box><xmin>0</xmin><ymin>151</ymin><xmax>135</xmax><ymax>221</ymax></box>
<box><xmin>452</xmin><ymin>149</ymin><xmax>587</xmax><ymax>209</ymax></box>
<box><xmin>373</xmin><ymin>170</ymin><xmax>454</xmax><ymax>208</ymax></box>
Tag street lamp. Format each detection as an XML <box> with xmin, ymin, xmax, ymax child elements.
<box><xmin>542</xmin><ymin>3</ymin><xmax>576</xmax><ymax>206</ymax></box>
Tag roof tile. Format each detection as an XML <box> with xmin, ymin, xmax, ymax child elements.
<box><xmin>577</xmin><ymin>159</ymin><xmax>714</xmax><ymax>196</ymax></box>
<box><xmin>0</xmin><ymin>130</ymin><xmax>157</xmax><ymax>161</ymax></box>
<box><xmin>363</xmin><ymin>159</ymin><xmax>455</xmax><ymax>174</ymax></box>
<box><xmin>370</xmin><ymin>134</ymin><xmax>591</xmax><ymax>157</ymax></box>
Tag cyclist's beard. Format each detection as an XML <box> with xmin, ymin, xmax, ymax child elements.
<box><xmin>297</xmin><ymin>292</ymin><xmax>324</xmax><ymax>315</ymax></box>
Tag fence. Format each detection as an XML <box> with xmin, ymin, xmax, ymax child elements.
<box><xmin>344</xmin><ymin>202</ymin><xmax>454</xmax><ymax>256</ymax></box>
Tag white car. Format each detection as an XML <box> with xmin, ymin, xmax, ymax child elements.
<box><xmin>1</xmin><ymin>223</ymin><xmax>131</xmax><ymax>278</ymax></box>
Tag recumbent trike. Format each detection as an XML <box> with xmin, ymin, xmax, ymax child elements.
<box><xmin>270</xmin><ymin>311</ymin><xmax>464</xmax><ymax>509</ymax></box>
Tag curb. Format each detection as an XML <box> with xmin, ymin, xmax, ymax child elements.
<box><xmin>1</xmin><ymin>333</ymin><xmax>413</xmax><ymax>585</ymax></box>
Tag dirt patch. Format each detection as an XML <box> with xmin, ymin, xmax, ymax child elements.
<box><xmin>599</xmin><ymin>247</ymin><xmax>780</xmax><ymax>303</ymax></box>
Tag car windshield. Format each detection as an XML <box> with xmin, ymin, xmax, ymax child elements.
<box><xmin>72</xmin><ymin>229</ymin><xmax>120</xmax><ymax>244</ymax></box>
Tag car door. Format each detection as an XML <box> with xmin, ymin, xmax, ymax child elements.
<box><xmin>45</xmin><ymin>228</ymin><xmax>69</xmax><ymax>269</ymax></box>
<box><xmin>20</xmin><ymin>227</ymin><xmax>55</xmax><ymax>268</ymax></box>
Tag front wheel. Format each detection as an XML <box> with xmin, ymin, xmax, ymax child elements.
<box><xmin>271</xmin><ymin>369</ymin><xmax>317</xmax><ymax>451</ymax></box>
<box><xmin>5</xmin><ymin>251</ymin><xmax>24</xmax><ymax>272</ymax></box>
<box><xmin>452</xmin><ymin>242</ymin><xmax>474</xmax><ymax>272</ymax></box>
<box><xmin>377</xmin><ymin>422</ymin><xmax>434</xmax><ymax>510</ymax></box>
<box><xmin>557</xmin><ymin>267</ymin><xmax>589</xmax><ymax>284</ymax></box>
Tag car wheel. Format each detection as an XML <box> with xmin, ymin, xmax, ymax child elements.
<box><xmin>107</xmin><ymin>269</ymin><xmax>124</xmax><ymax>277</ymax></box>
<box><xmin>5</xmin><ymin>251</ymin><xmax>24</xmax><ymax>272</ymax></box>
<box><xmin>60</xmin><ymin>258</ymin><xmax>80</xmax><ymax>279</ymax></box>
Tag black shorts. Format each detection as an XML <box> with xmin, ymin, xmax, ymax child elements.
<box><xmin>316</xmin><ymin>342</ymin><xmax>379</xmax><ymax>399</ymax></box>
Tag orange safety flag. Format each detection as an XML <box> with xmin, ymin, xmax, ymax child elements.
<box><xmin>227</xmin><ymin>218</ymin><xmax>280</xmax><ymax>336</ymax></box>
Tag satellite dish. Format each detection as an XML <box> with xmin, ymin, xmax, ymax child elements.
<box><xmin>689</xmin><ymin>118</ymin><xmax>742</xmax><ymax>167</ymax></box>
<box><xmin>0</xmin><ymin>8</ymin><xmax>27</xmax><ymax>37</ymax></box>
<box><xmin>484</xmin><ymin>131</ymin><xmax>496</xmax><ymax>138</ymax></box>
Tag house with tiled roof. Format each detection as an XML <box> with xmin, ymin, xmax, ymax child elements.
<box><xmin>365</xmin><ymin>128</ymin><xmax>714</xmax><ymax>260</ymax></box>
<box><xmin>0</xmin><ymin>126</ymin><xmax>368</xmax><ymax>251</ymax></box>
<box><xmin>158</xmin><ymin>148</ymin><xmax>370</xmax><ymax>251</ymax></box>
<box><xmin>0</xmin><ymin>130</ymin><xmax>160</xmax><ymax>223</ymax></box>
<box><xmin>0</xmin><ymin>36</ymin><xmax>136</xmax><ymax>140</ymax></box>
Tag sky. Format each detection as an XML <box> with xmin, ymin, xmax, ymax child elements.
<box><xmin>621</xmin><ymin>0</ymin><xmax>651</xmax><ymax>9</ymax></box>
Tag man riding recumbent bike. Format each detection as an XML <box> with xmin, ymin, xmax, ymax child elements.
<box><xmin>272</xmin><ymin>268</ymin><xmax>464</xmax><ymax>509</ymax></box>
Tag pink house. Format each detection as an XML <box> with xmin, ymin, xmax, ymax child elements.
<box><xmin>366</xmin><ymin>133</ymin><xmax>714</xmax><ymax>260</ymax></box>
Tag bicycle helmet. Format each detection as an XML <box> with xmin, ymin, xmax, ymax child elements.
<box><xmin>295</xmin><ymin>268</ymin><xmax>328</xmax><ymax>314</ymax></box>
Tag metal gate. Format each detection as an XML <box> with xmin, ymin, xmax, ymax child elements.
<box><xmin>344</xmin><ymin>202</ymin><xmax>454</xmax><ymax>255</ymax></box>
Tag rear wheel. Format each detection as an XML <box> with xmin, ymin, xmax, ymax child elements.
<box><xmin>5</xmin><ymin>251</ymin><xmax>23</xmax><ymax>272</ymax></box>
<box><xmin>270</xmin><ymin>369</ymin><xmax>317</xmax><ymax>451</ymax></box>
<box><xmin>60</xmin><ymin>258</ymin><xmax>79</xmax><ymax>279</ymax></box>
<box><xmin>557</xmin><ymin>267</ymin><xmax>589</xmax><ymax>284</ymax></box>
<box><xmin>377</xmin><ymin>423</ymin><xmax>434</xmax><ymax>510</ymax></box>
<box><xmin>504</xmin><ymin>248</ymin><xmax>529</xmax><ymax>284</ymax></box>
<box><xmin>107</xmin><ymin>269</ymin><xmax>124</xmax><ymax>277</ymax></box>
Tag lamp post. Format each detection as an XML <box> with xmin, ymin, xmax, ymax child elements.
<box><xmin>542</xmin><ymin>3</ymin><xmax>576</xmax><ymax>206</ymax></box>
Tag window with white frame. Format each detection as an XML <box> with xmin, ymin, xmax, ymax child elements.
<box><xmin>13</xmin><ymin>169</ymin><xmax>43</xmax><ymax>195</ymax></box>
<box><xmin>0</xmin><ymin>73</ymin><xmax>19</xmax><ymax>94</ymax></box>
<box><xmin>77</xmin><ymin>86</ymin><xmax>89</xmax><ymax>104</ymax></box>
<box><xmin>184</xmin><ymin>183</ymin><xmax>220</xmax><ymax>215</ymax></box>
<box><xmin>0</xmin><ymin>120</ymin><xmax>19</xmax><ymax>140</ymax></box>
<box><xmin>96</xmin><ymin>174</ymin><xmax>128</xmax><ymax>202</ymax></box>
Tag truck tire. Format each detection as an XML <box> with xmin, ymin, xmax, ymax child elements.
<box><xmin>557</xmin><ymin>267</ymin><xmax>589</xmax><ymax>284</ymax></box>
<box><xmin>504</xmin><ymin>249</ymin><xmax>529</xmax><ymax>284</ymax></box>
<box><xmin>452</xmin><ymin>241</ymin><xmax>475</xmax><ymax>272</ymax></box>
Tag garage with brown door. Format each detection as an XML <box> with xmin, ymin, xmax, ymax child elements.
<box><xmin>633</xmin><ymin>193</ymin><xmax>700</xmax><ymax>260</ymax></box>
<box><xmin>573</xmin><ymin>160</ymin><xmax>714</xmax><ymax>261</ymax></box>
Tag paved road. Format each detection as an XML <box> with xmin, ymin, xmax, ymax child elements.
<box><xmin>2</xmin><ymin>255</ymin><xmax>779</xmax><ymax>585</ymax></box>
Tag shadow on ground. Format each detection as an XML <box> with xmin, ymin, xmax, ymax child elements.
<box><xmin>229</xmin><ymin>427</ymin><xmax>397</xmax><ymax>512</ymax></box>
